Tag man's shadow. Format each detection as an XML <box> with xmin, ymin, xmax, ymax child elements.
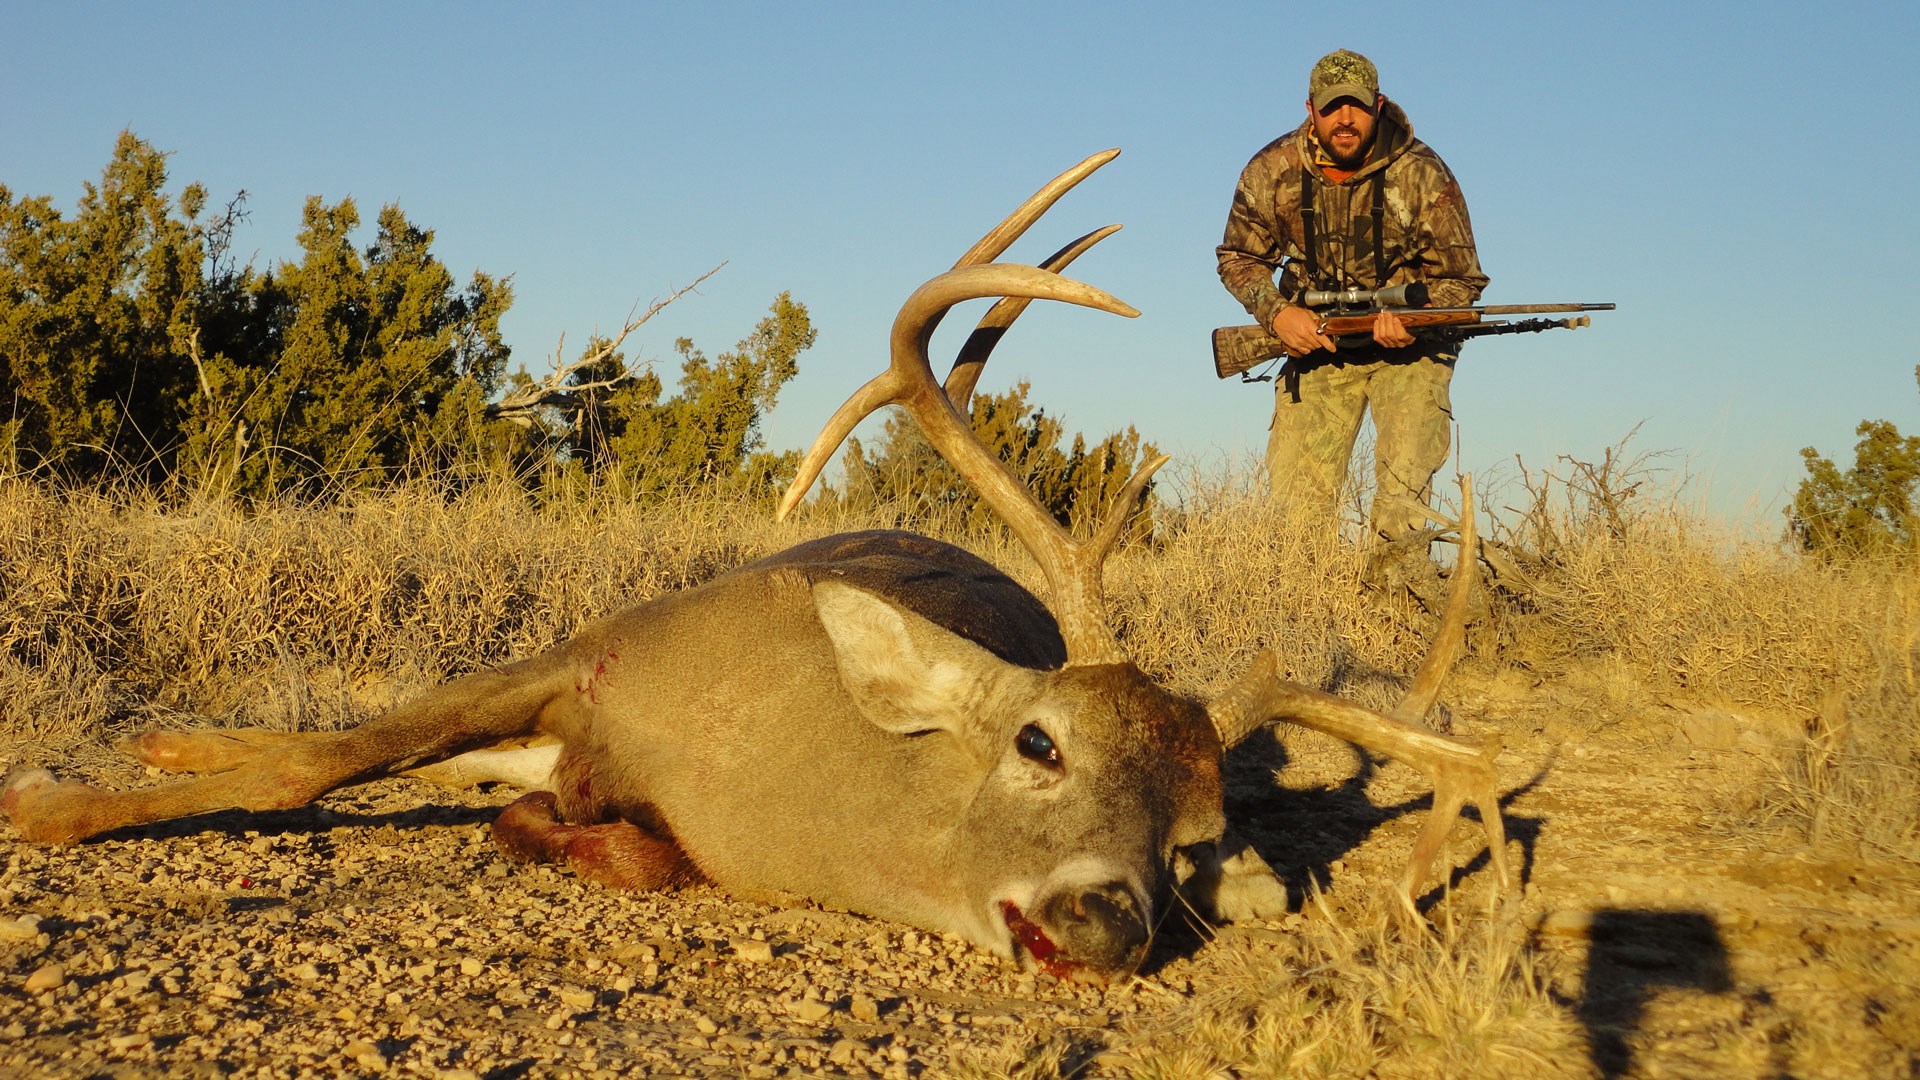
<box><xmin>1574</xmin><ymin>909</ymin><xmax>1733</xmax><ymax>1078</ymax></box>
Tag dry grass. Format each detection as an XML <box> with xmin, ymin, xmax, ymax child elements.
<box><xmin>942</xmin><ymin>894</ymin><xmax>1584</xmax><ymax>1079</ymax></box>
<box><xmin>3</xmin><ymin>468</ymin><xmax>1917</xmax><ymax>1076</ymax></box>
<box><xmin>1119</xmin><ymin>901</ymin><xmax>1580</xmax><ymax>1079</ymax></box>
<box><xmin>3</xmin><ymin>464</ymin><xmax>1914</xmax><ymax>844</ymax></box>
<box><xmin>1478</xmin><ymin>473</ymin><xmax>1919</xmax><ymax>862</ymax></box>
<box><xmin>1</xmin><ymin>476</ymin><xmax>852</xmax><ymax>748</ymax></box>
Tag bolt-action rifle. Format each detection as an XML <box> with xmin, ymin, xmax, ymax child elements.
<box><xmin>1212</xmin><ymin>281</ymin><xmax>1614</xmax><ymax>381</ymax></box>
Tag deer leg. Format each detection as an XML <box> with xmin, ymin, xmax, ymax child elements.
<box><xmin>2</xmin><ymin>659</ymin><xmax>570</xmax><ymax>845</ymax></box>
<box><xmin>127</xmin><ymin>727</ymin><xmax>563</xmax><ymax>792</ymax></box>
<box><xmin>122</xmin><ymin>728</ymin><xmax>312</xmax><ymax>774</ymax></box>
<box><xmin>492</xmin><ymin>791</ymin><xmax>703</xmax><ymax>891</ymax></box>
<box><xmin>400</xmin><ymin>741</ymin><xmax>561</xmax><ymax>790</ymax></box>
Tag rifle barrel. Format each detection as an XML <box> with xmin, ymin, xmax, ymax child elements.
<box><xmin>1461</xmin><ymin>303</ymin><xmax>1614</xmax><ymax>316</ymax></box>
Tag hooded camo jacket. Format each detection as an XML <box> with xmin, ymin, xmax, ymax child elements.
<box><xmin>1216</xmin><ymin>98</ymin><xmax>1488</xmax><ymax>334</ymax></box>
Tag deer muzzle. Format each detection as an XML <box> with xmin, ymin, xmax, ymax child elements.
<box><xmin>1002</xmin><ymin>879</ymin><xmax>1152</xmax><ymax>984</ymax></box>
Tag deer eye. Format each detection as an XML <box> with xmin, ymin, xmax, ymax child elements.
<box><xmin>1015</xmin><ymin>724</ymin><xmax>1062</xmax><ymax>768</ymax></box>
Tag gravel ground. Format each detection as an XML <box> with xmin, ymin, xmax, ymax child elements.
<box><xmin>0</xmin><ymin>776</ymin><xmax>1206</xmax><ymax>1079</ymax></box>
<box><xmin>6</xmin><ymin>699</ymin><xmax>1919</xmax><ymax>1078</ymax></box>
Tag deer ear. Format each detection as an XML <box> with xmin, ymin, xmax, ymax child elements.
<box><xmin>811</xmin><ymin>579</ymin><xmax>1008</xmax><ymax>737</ymax></box>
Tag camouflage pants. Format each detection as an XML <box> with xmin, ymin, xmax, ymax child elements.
<box><xmin>1264</xmin><ymin>351</ymin><xmax>1456</xmax><ymax>538</ymax></box>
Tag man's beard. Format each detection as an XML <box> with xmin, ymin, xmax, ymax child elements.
<box><xmin>1325</xmin><ymin>126</ymin><xmax>1371</xmax><ymax>168</ymax></box>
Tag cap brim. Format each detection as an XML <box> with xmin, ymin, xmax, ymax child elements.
<box><xmin>1312</xmin><ymin>83</ymin><xmax>1376</xmax><ymax>110</ymax></box>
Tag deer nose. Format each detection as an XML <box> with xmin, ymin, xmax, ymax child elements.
<box><xmin>1039</xmin><ymin>881</ymin><xmax>1151</xmax><ymax>979</ymax></box>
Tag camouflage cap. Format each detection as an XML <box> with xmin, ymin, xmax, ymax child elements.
<box><xmin>1309</xmin><ymin>49</ymin><xmax>1379</xmax><ymax>111</ymax></box>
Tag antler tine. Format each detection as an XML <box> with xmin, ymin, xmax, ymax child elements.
<box><xmin>1392</xmin><ymin>473</ymin><xmax>1477</xmax><ymax>723</ymax></box>
<box><xmin>1205</xmin><ymin>474</ymin><xmax>1510</xmax><ymax>912</ymax></box>
<box><xmin>776</xmin><ymin>372</ymin><xmax>900</xmax><ymax>522</ymax></box>
<box><xmin>1206</xmin><ymin>669</ymin><xmax>1511</xmax><ymax>916</ymax></box>
<box><xmin>1089</xmin><ymin>452</ymin><xmax>1170</xmax><ymax>557</ymax></box>
<box><xmin>780</xmin><ymin>153</ymin><xmax>1142</xmax><ymax>665</ymax></box>
<box><xmin>775</xmin><ymin>264</ymin><xmax>1136</xmax><ymax>524</ymax></box>
<box><xmin>952</xmin><ymin>149</ymin><xmax>1121</xmax><ymax>270</ymax></box>
<box><xmin>945</xmin><ymin>224</ymin><xmax>1124</xmax><ymax>410</ymax></box>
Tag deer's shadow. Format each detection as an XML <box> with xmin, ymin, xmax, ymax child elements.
<box><xmin>1223</xmin><ymin>732</ymin><xmax>1545</xmax><ymax>911</ymax></box>
<box><xmin>84</xmin><ymin>790</ymin><xmax>504</xmax><ymax>844</ymax></box>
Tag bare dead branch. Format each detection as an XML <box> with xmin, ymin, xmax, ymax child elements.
<box><xmin>486</xmin><ymin>264</ymin><xmax>726</xmax><ymax>427</ymax></box>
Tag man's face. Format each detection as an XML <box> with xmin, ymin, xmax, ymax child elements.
<box><xmin>1308</xmin><ymin>94</ymin><xmax>1379</xmax><ymax>168</ymax></box>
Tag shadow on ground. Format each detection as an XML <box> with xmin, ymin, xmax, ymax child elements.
<box><xmin>1575</xmin><ymin>908</ymin><xmax>1733</xmax><ymax>1078</ymax></box>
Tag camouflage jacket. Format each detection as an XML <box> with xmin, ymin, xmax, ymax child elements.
<box><xmin>1216</xmin><ymin>98</ymin><xmax>1488</xmax><ymax>333</ymax></box>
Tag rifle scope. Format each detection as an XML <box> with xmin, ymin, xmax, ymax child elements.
<box><xmin>1302</xmin><ymin>281</ymin><xmax>1430</xmax><ymax>310</ymax></box>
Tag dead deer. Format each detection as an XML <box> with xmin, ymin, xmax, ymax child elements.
<box><xmin>1</xmin><ymin>150</ymin><xmax>1509</xmax><ymax>984</ymax></box>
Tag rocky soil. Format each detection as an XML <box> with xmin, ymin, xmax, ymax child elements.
<box><xmin>3</xmin><ymin>677</ymin><xmax>1918</xmax><ymax>1078</ymax></box>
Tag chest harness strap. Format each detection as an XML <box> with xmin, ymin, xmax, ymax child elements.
<box><xmin>1297</xmin><ymin>166</ymin><xmax>1389</xmax><ymax>291</ymax></box>
<box><xmin>1285</xmin><ymin>167</ymin><xmax>1390</xmax><ymax>403</ymax></box>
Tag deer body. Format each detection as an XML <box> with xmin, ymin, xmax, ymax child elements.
<box><xmin>519</xmin><ymin>529</ymin><xmax>1223</xmax><ymax>976</ymax></box>
<box><xmin>3</xmin><ymin>151</ymin><xmax>1512</xmax><ymax>985</ymax></box>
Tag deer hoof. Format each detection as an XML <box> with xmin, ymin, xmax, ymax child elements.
<box><xmin>1</xmin><ymin>768</ymin><xmax>99</xmax><ymax>844</ymax></box>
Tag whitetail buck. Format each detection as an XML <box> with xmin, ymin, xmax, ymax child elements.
<box><xmin>2</xmin><ymin>150</ymin><xmax>1509</xmax><ymax>984</ymax></box>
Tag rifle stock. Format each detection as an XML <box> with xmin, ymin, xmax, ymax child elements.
<box><xmin>1211</xmin><ymin>302</ymin><xmax>1613</xmax><ymax>380</ymax></box>
<box><xmin>1212</xmin><ymin>325</ymin><xmax>1290</xmax><ymax>379</ymax></box>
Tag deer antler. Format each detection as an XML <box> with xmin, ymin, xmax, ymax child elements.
<box><xmin>943</xmin><ymin>223</ymin><xmax>1123</xmax><ymax>410</ymax></box>
<box><xmin>1205</xmin><ymin>476</ymin><xmax>1512</xmax><ymax>916</ymax></box>
<box><xmin>776</xmin><ymin>151</ymin><xmax>1161</xmax><ymax>666</ymax></box>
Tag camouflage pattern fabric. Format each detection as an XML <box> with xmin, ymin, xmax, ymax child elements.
<box><xmin>1216</xmin><ymin>97</ymin><xmax>1488</xmax><ymax>331</ymax></box>
<box><xmin>1219</xmin><ymin>94</ymin><xmax>1486</xmax><ymax>538</ymax></box>
<box><xmin>1264</xmin><ymin>352</ymin><xmax>1455</xmax><ymax>538</ymax></box>
<box><xmin>1308</xmin><ymin>49</ymin><xmax>1379</xmax><ymax>110</ymax></box>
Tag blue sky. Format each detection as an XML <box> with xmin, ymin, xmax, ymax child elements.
<box><xmin>6</xmin><ymin>2</ymin><xmax>1916</xmax><ymax>528</ymax></box>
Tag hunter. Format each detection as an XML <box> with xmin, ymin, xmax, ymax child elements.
<box><xmin>1216</xmin><ymin>48</ymin><xmax>1488</xmax><ymax>597</ymax></box>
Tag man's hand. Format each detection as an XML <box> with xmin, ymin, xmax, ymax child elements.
<box><xmin>1270</xmin><ymin>305</ymin><xmax>1336</xmax><ymax>355</ymax></box>
<box><xmin>1372</xmin><ymin>310</ymin><xmax>1415</xmax><ymax>349</ymax></box>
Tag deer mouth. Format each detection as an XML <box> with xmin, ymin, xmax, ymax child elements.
<box><xmin>999</xmin><ymin>900</ymin><xmax>1077</xmax><ymax>981</ymax></box>
<box><xmin>998</xmin><ymin>893</ymin><xmax>1150</xmax><ymax>985</ymax></box>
